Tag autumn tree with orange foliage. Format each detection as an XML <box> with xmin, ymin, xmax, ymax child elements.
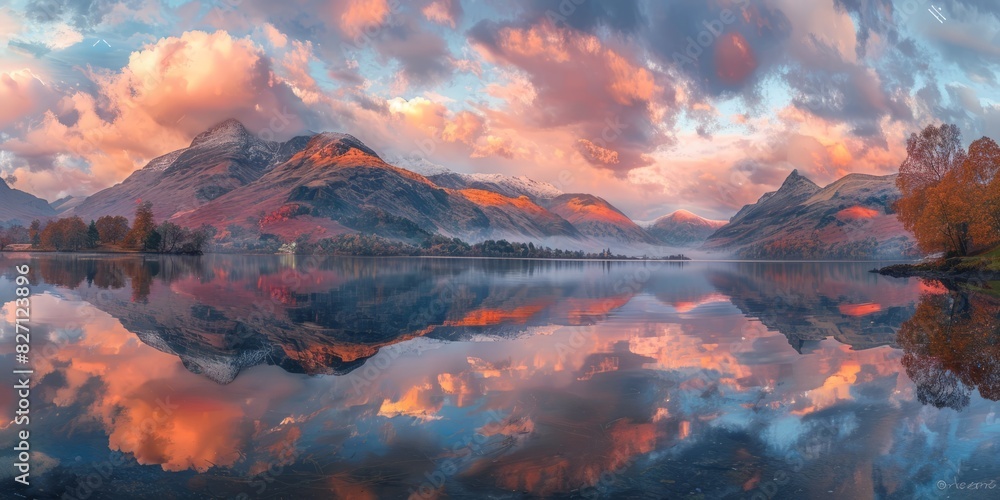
<box><xmin>123</xmin><ymin>201</ymin><xmax>157</xmax><ymax>250</ymax></box>
<box><xmin>95</xmin><ymin>215</ymin><xmax>130</xmax><ymax>245</ymax></box>
<box><xmin>896</xmin><ymin>124</ymin><xmax>1000</xmax><ymax>256</ymax></box>
<box><xmin>961</xmin><ymin>137</ymin><xmax>1000</xmax><ymax>247</ymax></box>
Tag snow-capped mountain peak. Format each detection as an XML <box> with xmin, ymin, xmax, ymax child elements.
<box><xmin>384</xmin><ymin>154</ymin><xmax>564</xmax><ymax>201</ymax></box>
<box><xmin>381</xmin><ymin>154</ymin><xmax>451</xmax><ymax>176</ymax></box>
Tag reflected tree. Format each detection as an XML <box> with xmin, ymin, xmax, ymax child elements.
<box><xmin>35</xmin><ymin>256</ymin><xmax>166</xmax><ymax>302</ymax></box>
<box><xmin>897</xmin><ymin>283</ymin><xmax>1000</xmax><ymax>410</ymax></box>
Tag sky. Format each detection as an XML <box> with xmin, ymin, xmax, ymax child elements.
<box><xmin>0</xmin><ymin>0</ymin><xmax>998</xmax><ymax>220</ymax></box>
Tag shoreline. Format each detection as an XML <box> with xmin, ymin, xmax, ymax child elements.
<box><xmin>1</xmin><ymin>249</ymin><xmax>922</xmax><ymax>264</ymax></box>
<box><xmin>874</xmin><ymin>260</ymin><xmax>1000</xmax><ymax>281</ymax></box>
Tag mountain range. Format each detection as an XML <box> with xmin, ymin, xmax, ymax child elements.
<box><xmin>68</xmin><ymin>119</ymin><xmax>312</xmax><ymax>223</ymax></box>
<box><xmin>703</xmin><ymin>169</ymin><xmax>918</xmax><ymax>259</ymax></box>
<box><xmin>0</xmin><ymin>119</ymin><xmax>921</xmax><ymax>258</ymax></box>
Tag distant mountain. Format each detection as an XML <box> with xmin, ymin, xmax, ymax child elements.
<box><xmin>706</xmin><ymin>263</ymin><xmax>919</xmax><ymax>352</ymax></box>
<box><xmin>703</xmin><ymin>170</ymin><xmax>918</xmax><ymax>259</ymax></box>
<box><xmin>645</xmin><ymin>209</ymin><xmax>727</xmax><ymax>247</ymax></box>
<box><xmin>175</xmin><ymin>129</ymin><xmax>580</xmax><ymax>242</ymax></box>
<box><xmin>20</xmin><ymin>120</ymin><xmax>922</xmax><ymax>257</ymax></box>
<box><xmin>428</xmin><ymin>172</ymin><xmax>564</xmax><ymax>201</ymax></box>
<box><xmin>386</xmin><ymin>154</ymin><xmax>564</xmax><ymax>201</ymax></box>
<box><xmin>541</xmin><ymin>193</ymin><xmax>658</xmax><ymax>245</ymax></box>
<box><xmin>50</xmin><ymin>195</ymin><xmax>86</xmax><ymax>214</ymax></box>
<box><xmin>66</xmin><ymin>119</ymin><xmax>311</xmax><ymax>222</ymax></box>
<box><xmin>382</xmin><ymin>154</ymin><xmax>452</xmax><ymax>177</ymax></box>
<box><xmin>0</xmin><ymin>178</ymin><xmax>56</xmax><ymax>226</ymax></box>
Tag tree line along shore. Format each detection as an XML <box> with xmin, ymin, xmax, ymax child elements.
<box><xmin>0</xmin><ymin>202</ymin><xmax>689</xmax><ymax>260</ymax></box>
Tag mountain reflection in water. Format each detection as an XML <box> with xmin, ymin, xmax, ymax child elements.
<box><xmin>1</xmin><ymin>254</ymin><xmax>998</xmax><ymax>499</ymax></box>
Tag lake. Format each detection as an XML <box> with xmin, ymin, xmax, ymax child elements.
<box><xmin>1</xmin><ymin>254</ymin><xmax>999</xmax><ymax>499</ymax></box>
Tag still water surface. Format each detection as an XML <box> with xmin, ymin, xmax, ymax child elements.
<box><xmin>1</xmin><ymin>255</ymin><xmax>999</xmax><ymax>499</ymax></box>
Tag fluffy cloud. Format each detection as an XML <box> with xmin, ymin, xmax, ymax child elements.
<box><xmin>1</xmin><ymin>0</ymin><xmax>997</xmax><ymax>218</ymax></box>
<box><xmin>339</xmin><ymin>0</ymin><xmax>394</xmax><ymax>38</ymax></box>
<box><xmin>0</xmin><ymin>30</ymin><xmax>319</xmax><ymax>199</ymax></box>
<box><xmin>643</xmin><ymin>0</ymin><xmax>792</xmax><ymax>99</ymax></box>
<box><xmin>441</xmin><ymin>110</ymin><xmax>486</xmax><ymax>144</ymax></box>
<box><xmin>0</xmin><ymin>69</ymin><xmax>53</xmax><ymax>130</ymax></box>
<box><xmin>421</xmin><ymin>0</ymin><xmax>462</xmax><ymax>28</ymax></box>
<box><xmin>470</xmin><ymin>21</ymin><xmax>674</xmax><ymax>172</ymax></box>
<box><xmin>371</xmin><ymin>16</ymin><xmax>456</xmax><ymax>86</ymax></box>
<box><xmin>14</xmin><ymin>292</ymin><xmax>307</xmax><ymax>473</ymax></box>
<box><xmin>259</xmin><ymin>22</ymin><xmax>288</xmax><ymax>48</ymax></box>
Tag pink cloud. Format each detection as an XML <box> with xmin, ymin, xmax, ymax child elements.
<box><xmin>471</xmin><ymin>135</ymin><xmax>518</xmax><ymax>159</ymax></box>
<box><xmin>259</xmin><ymin>23</ymin><xmax>288</xmax><ymax>48</ymax></box>
<box><xmin>281</xmin><ymin>39</ymin><xmax>322</xmax><ymax>102</ymax></box>
<box><xmin>422</xmin><ymin>0</ymin><xmax>461</xmax><ymax>28</ymax></box>
<box><xmin>441</xmin><ymin>111</ymin><xmax>485</xmax><ymax>144</ymax></box>
<box><xmin>577</xmin><ymin>139</ymin><xmax>620</xmax><ymax>165</ymax></box>
<box><xmin>0</xmin><ymin>69</ymin><xmax>52</xmax><ymax>130</ymax></box>
<box><xmin>0</xmin><ymin>30</ymin><xmax>315</xmax><ymax>200</ymax></box>
<box><xmin>470</xmin><ymin>21</ymin><xmax>676</xmax><ymax>172</ymax></box>
<box><xmin>339</xmin><ymin>0</ymin><xmax>393</xmax><ymax>38</ymax></box>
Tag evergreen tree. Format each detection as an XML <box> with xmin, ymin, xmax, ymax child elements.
<box><xmin>144</xmin><ymin>229</ymin><xmax>162</xmax><ymax>252</ymax></box>
<box><xmin>28</xmin><ymin>219</ymin><xmax>41</xmax><ymax>247</ymax></box>
<box><xmin>87</xmin><ymin>220</ymin><xmax>100</xmax><ymax>248</ymax></box>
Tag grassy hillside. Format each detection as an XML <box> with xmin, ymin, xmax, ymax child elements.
<box><xmin>878</xmin><ymin>245</ymin><xmax>1000</xmax><ymax>280</ymax></box>
<box><xmin>957</xmin><ymin>246</ymin><xmax>1000</xmax><ymax>272</ymax></box>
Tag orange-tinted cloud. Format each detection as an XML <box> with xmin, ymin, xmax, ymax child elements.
<box><xmin>715</xmin><ymin>32</ymin><xmax>757</xmax><ymax>85</ymax></box>
<box><xmin>471</xmin><ymin>134</ymin><xmax>519</xmax><ymax>159</ymax></box>
<box><xmin>0</xmin><ymin>30</ymin><xmax>313</xmax><ymax>200</ymax></box>
<box><xmin>18</xmin><ymin>292</ymin><xmax>305</xmax><ymax>473</ymax></box>
<box><xmin>469</xmin><ymin>21</ymin><xmax>675</xmax><ymax>172</ymax></box>
<box><xmin>422</xmin><ymin>0</ymin><xmax>461</xmax><ymax>28</ymax></box>
<box><xmin>339</xmin><ymin>0</ymin><xmax>393</xmax><ymax>38</ymax></box>
<box><xmin>377</xmin><ymin>383</ymin><xmax>443</xmax><ymax>420</ymax></box>
<box><xmin>577</xmin><ymin>139</ymin><xmax>620</xmax><ymax>165</ymax></box>
<box><xmin>0</xmin><ymin>69</ymin><xmax>52</xmax><ymax>130</ymax></box>
<box><xmin>441</xmin><ymin>111</ymin><xmax>485</xmax><ymax>144</ymax></box>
